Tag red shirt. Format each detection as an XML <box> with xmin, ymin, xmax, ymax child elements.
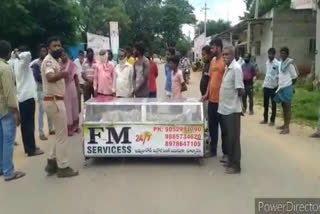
<box><xmin>149</xmin><ymin>60</ymin><xmax>158</xmax><ymax>93</ymax></box>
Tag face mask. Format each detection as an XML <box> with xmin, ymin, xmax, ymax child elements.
<box><xmin>100</xmin><ymin>54</ymin><xmax>108</xmax><ymax>63</ymax></box>
<box><xmin>119</xmin><ymin>58</ymin><xmax>126</xmax><ymax>65</ymax></box>
<box><xmin>87</xmin><ymin>54</ymin><xmax>93</xmax><ymax>61</ymax></box>
<box><xmin>52</xmin><ymin>49</ymin><xmax>62</xmax><ymax>59</ymax></box>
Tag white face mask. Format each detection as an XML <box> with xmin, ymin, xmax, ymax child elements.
<box><xmin>119</xmin><ymin>58</ymin><xmax>126</xmax><ymax>65</ymax></box>
<box><xmin>100</xmin><ymin>53</ymin><xmax>108</xmax><ymax>63</ymax></box>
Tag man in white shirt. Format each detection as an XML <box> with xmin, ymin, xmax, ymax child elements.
<box><xmin>74</xmin><ymin>50</ymin><xmax>85</xmax><ymax>86</ymax></box>
<box><xmin>114</xmin><ymin>49</ymin><xmax>134</xmax><ymax>97</ymax></box>
<box><xmin>218</xmin><ymin>46</ymin><xmax>244</xmax><ymax>174</ymax></box>
<box><xmin>74</xmin><ymin>50</ymin><xmax>85</xmax><ymax>112</ymax></box>
<box><xmin>12</xmin><ymin>46</ymin><xmax>44</xmax><ymax>156</ymax></box>
<box><xmin>274</xmin><ymin>47</ymin><xmax>298</xmax><ymax>135</ymax></box>
<box><xmin>260</xmin><ymin>48</ymin><xmax>280</xmax><ymax>126</ymax></box>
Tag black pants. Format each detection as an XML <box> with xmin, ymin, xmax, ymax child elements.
<box><xmin>19</xmin><ymin>98</ymin><xmax>37</xmax><ymax>155</ymax></box>
<box><xmin>149</xmin><ymin>92</ymin><xmax>157</xmax><ymax>98</ymax></box>
<box><xmin>83</xmin><ymin>84</ymin><xmax>94</xmax><ymax>102</ymax></box>
<box><xmin>242</xmin><ymin>84</ymin><xmax>254</xmax><ymax>112</ymax></box>
<box><xmin>263</xmin><ymin>87</ymin><xmax>277</xmax><ymax>123</ymax></box>
<box><xmin>208</xmin><ymin>102</ymin><xmax>227</xmax><ymax>155</ymax></box>
<box><xmin>220</xmin><ymin>113</ymin><xmax>241</xmax><ymax>169</ymax></box>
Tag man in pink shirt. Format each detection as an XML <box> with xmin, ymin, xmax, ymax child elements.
<box><xmin>93</xmin><ymin>50</ymin><xmax>115</xmax><ymax>98</ymax></box>
<box><xmin>82</xmin><ymin>48</ymin><xmax>97</xmax><ymax>101</ymax></box>
<box><xmin>169</xmin><ymin>55</ymin><xmax>186</xmax><ymax>100</ymax></box>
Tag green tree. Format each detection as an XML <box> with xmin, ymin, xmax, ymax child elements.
<box><xmin>244</xmin><ymin>0</ymin><xmax>291</xmax><ymax>17</ymax></box>
<box><xmin>164</xmin><ymin>0</ymin><xmax>196</xmax><ymax>24</ymax></box>
<box><xmin>196</xmin><ymin>19</ymin><xmax>231</xmax><ymax>37</ymax></box>
<box><xmin>160</xmin><ymin>0</ymin><xmax>196</xmax><ymax>47</ymax></box>
<box><xmin>79</xmin><ymin>0</ymin><xmax>131</xmax><ymax>38</ymax></box>
<box><xmin>176</xmin><ymin>38</ymin><xmax>192</xmax><ymax>56</ymax></box>
<box><xmin>0</xmin><ymin>0</ymin><xmax>81</xmax><ymax>53</ymax></box>
<box><xmin>122</xmin><ymin>0</ymin><xmax>163</xmax><ymax>48</ymax></box>
<box><xmin>0</xmin><ymin>0</ymin><xmax>197</xmax><ymax>57</ymax></box>
<box><xmin>160</xmin><ymin>5</ymin><xmax>182</xmax><ymax>47</ymax></box>
<box><xmin>122</xmin><ymin>0</ymin><xmax>195</xmax><ymax>54</ymax></box>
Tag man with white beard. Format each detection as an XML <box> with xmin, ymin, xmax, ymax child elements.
<box><xmin>114</xmin><ymin>49</ymin><xmax>134</xmax><ymax>98</ymax></box>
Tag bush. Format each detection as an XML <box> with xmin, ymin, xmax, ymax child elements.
<box><xmin>295</xmin><ymin>79</ymin><xmax>314</xmax><ymax>92</ymax></box>
<box><xmin>291</xmin><ymin>88</ymin><xmax>320</xmax><ymax>122</ymax></box>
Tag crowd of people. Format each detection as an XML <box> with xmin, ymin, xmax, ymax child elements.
<box><xmin>200</xmin><ymin>38</ymin><xmax>299</xmax><ymax>174</ymax></box>
<box><xmin>0</xmin><ymin>36</ymin><xmax>194</xmax><ymax>181</ymax></box>
<box><xmin>0</xmin><ymin>31</ymin><xmax>305</xmax><ymax>181</ymax></box>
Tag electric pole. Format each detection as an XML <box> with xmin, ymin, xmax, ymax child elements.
<box><xmin>255</xmin><ymin>0</ymin><xmax>260</xmax><ymax>18</ymax></box>
<box><xmin>202</xmin><ymin>0</ymin><xmax>209</xmax><ymax>37</ymax></box>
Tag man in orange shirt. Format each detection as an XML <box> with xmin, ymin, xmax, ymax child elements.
<box><xmin>202</xmin><ymin>38</ymin><xmax>227</xmax><ymax>161</ymax></box>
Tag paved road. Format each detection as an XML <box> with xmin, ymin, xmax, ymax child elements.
<box><xmin>1</xmin><ymin>61</ymin><xmax>320</xmax><ymax>214</ymax></box>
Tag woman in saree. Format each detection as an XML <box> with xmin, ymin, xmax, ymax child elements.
<box><xmin>61</xmin><ymin>49</ymin><xmax>80</xmax><ymax>136</ymax></box>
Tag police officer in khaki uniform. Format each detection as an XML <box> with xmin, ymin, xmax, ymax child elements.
<box><xmin>41</xmin><ymin>36</ymin><xmax>78</xmax><ymax>178</ymax></box>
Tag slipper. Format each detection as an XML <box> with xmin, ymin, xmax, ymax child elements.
<box><xmin>4</xmin><ymin>171</ymin><xmax>25</xmax><ymax>182</ymax></box>
<box><xmin>310</xmin><ymin>132</ymin><xmax>320</xmax><ymax>138</ymax></box>
<box><xmin>28</xmin><ymin>149</ymin><xmax>44</xmax><ymax>157</ymax></box>
<box><xmin>73</xmin><ymin>128</ymin><xmax>81</xmax><ymax>133</ymax></box>
<box><xmin>68</xmin><ymin>130</ymin><xmax>74</xmax><ymax>137</ymax></box>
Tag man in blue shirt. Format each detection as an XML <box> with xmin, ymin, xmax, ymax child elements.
<box><xmin>165</xmin><ymin>47</ymin><xmax>175</xmax><ymax>98</ymax></box>
<box><xmin>30</xmin><ymin>44</ymin><xmax>54</xmax><ymax>141</ymax></box>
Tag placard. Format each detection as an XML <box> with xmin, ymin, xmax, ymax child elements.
<box><xmin>110</xmin><ymin>22</ymin><xmax>119</xmax><ymax>57</ymax></box>
<box><xmin>87</xmin><ymin>32</ymin><xmax>110</xmax><ymax>55</ymax></box>
<box><xmin>84</xmin><ymin>124</ymin><xmax>204</xmax><ymax>157</ymax></box>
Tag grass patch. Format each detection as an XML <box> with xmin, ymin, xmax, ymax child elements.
<box><xmin>254</xmin><ymin>80</ymin><xmax>320</xmax><ymax>128</ymax></box>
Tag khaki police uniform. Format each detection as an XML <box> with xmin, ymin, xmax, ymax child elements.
<box><xmin>41</xmin><ymin>54</ymin><xmax>69</xmax><ymax>168</ymax></box>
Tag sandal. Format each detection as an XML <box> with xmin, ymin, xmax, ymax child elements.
<box><xmin>5</xmin><ymin>171</ymin><xmax>26</xmax><ymax>182</ymax></box>
<box><xmin>68</xmin><ymin>130</ymin><xmax>74</xmax><ymax>137</ymax></box>
<box><xmin>310</xmin><ymin>132</ymin><xmax>320</xmax><ymax>138</ymax></box>
<box><xmin>280</xmin><ymin>128</ymin><xmax>290</xmax><ymax>135</ymax></box>
<box><xmin>73</xmin><ymin>127</ymin><xmax>81</xmax><ymax>133</ymax></box>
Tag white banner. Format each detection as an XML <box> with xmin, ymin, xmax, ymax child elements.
<box><xmin>291</xmin><ymin>0</ymin><xmax>317</xmax><ymax>9</ymax></box>
<box><xmin>87</xmin><ymin>32</ymin><xmax>110</xmax><ymax>55</ymax></box>
<box><xmin>110</xmin><ymin>22</ymin><xmax>119</xmax><ymax>57</ymax></box>
<box><xmin>84</xmin><ymin>124</ymin><xmax>204</xmax><ymax>157</ymax></box>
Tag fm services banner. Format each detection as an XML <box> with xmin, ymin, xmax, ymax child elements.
<box><xmin>291</xmin><ymin>0</ymin><xmax>317</xmax><ymax>9</ymax></box>
<box><xmin>110</xmin><ymin>21</ymin><xmax>119</xmax><ymax>57</ymax></box>
<box><xmin>83</xmin><ymin>125</ymin><xmax>204</xmax><ymax>157</ymax></box>
<box><xmin>87</xmin><ymin>32</ymin><xmax>110</xmax><ymax>55</ymax></box>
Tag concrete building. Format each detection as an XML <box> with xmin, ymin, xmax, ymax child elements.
<box><xmin>193</xmin><ymin>33</ymin><xmax>212</xmax><ymax>62</ymax></box>
<box><xmin>214</xmin><ymin>8</ymin><xmax>317</xmax><ymax>74</ymax></box>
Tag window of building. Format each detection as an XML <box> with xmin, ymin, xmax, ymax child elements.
<box><xmin>255</xmin><ymin>41</ymin><xmax>261</xmax><ymax>56</ymax></box>
<box><xmin>309</xmin><ymin>39</ymin><xmax>316</xmax><ymax>55</ymax></box>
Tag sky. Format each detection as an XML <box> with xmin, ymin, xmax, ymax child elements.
<box><xmin>183</xmin><ymin>0</ymin><xmax>247</xmax><ymax>39</ymax></box>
